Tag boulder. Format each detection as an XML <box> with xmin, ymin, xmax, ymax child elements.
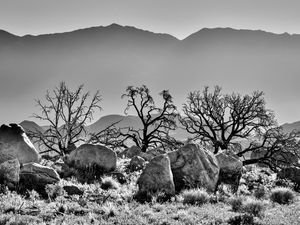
<box><xmin>119</xmin><ymin>146</ymin><xmax>142</xmax><ymax>158</ymax></box>
<box><xmin>65</xmin><ymin>144</ymin><xmax>117</xmax><ymax>172</ymax></box>
<box><xmin>139</xmin><ymin>147</ymin><xmax>166</xmax><ymax>161</ymax></box>
<box><xmin>129</xmin><ymin>156</ymin><xmax>146</xmax><ymax>172</ymax></box>
<box><xmin>167</xmin><ymin>143</ymin><xmax>219</xmax><ymax>192</ymax></box>
<box><xmin>0</xmin><ymin>158</ymin><xmax>20</xmax><ymax>184</ymax></box>
<box><xmin>137</xmin><ymin>154</ymin><xmax>175</xmax><ymax>196</ymax></box>
<box><xmin>51</xmin><ymin>159</ymin><xmax>73</xmax><ymax>178</ymax></box>
<box><xmin>278</xmin><ymin>166</ymin><xmax>300</xmax><ymax>185</ymax></box>
<box><xmin>20</xmin><ymin>162</ymin><xmax>60</xmax><ymax>195</ymax></box>
<box><xmin>63</xmin><ymin>185</ymin><xmax>84</xmax><ymax>196</ymax></box>
<box><xmin>0</xmin><ymin>124</ymin><xmax>40</xmax><ymax>164</ymax></box>
<box><xmin>216</xmin><ymin>152</ymin><xmax>243</xmax><ymax>192</ymax></box>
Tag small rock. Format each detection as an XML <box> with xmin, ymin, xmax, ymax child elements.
<box><xmin>129</xmin><ymin>156</ymin><xmax>146</xmax><ymax>172</ymax></box>
<box><xmin>63</xmin><ymin>185</ymin><xmax>84</xmax><ymax>195</ymax></box>
<box><xmin>119</xmin><ymin>146</ymin><xmax>142</xmax><ymax>159</ymax></box>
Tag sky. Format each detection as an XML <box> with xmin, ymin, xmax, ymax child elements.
<box><xmin>0</xmin><ymin>0</ymin><xmax>300</xmax><ymax>125</ymax></box>
<box><xmin>1</xmin><ymin>0</ymin><xmax>300</xmax><ymax>40</ymax></box>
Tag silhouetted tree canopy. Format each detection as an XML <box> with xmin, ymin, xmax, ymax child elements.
<box><xmin>114</xmin><ymin>85</ymin><xmax>178</xmax><ymax>152</ymax></box>
<box><xmin>180</xmin><ymin>85</ymin><xmax>300</xmax><ymax>170</ymax></box>
<box><xmin>28</xmin><ymin>82</ymin><xmax>101</xmax><ymax>156</ymax></box>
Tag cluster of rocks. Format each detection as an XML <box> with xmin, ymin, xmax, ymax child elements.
<box><xmin>2</xmin><ymin>123</ymin><xmax>298</xmax><ymax>200</ymax></box>
<box><xmin>0</xmin><ymin>123</ymin><xmax>119</xmax><ymax>196</ymax></box>
<box><xmin>0</xmin><ymin>124</ymin><xmax>59</xmax><ymax>195</ymax></box>
<box><xmin>123</xmin><ymin>143</ymin><xmax>243</xmax><ymax>197</ymax></box>
<box><xmin>131</xmin><ymin>146</ymin><xmax>300</xmax><ymax>197</ymax></box>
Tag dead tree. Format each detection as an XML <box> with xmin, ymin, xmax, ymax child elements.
<box><xmin>238</xmin><ymin>127</ymin><xmax>300</xmax><ymax>171</ymax></box>
<box><xmin>181</xmin><ymin>86</ymin><xmax>276</xmax><ymax>154</ymax></box>
<box><xmin>28</xmin><ymin>82</ymin><xmax>101</xmax><ymax>156</ymax></box>
<box><xmin>117</xmin><ymin>85</ymin><xmax>178</xmax><ymax>152</ymax></box>
<box><xmin>180</xmin><ymin>85</ymin><xmax>300</xmax><ymax>170</ymax></box>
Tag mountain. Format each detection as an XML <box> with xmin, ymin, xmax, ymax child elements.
<box><xmin>86</xmin><ymin>114</ymin><xmax>190</xmax><ymax>141</ymax></box>
<box><xmin>281</xmin><ymin>121</ymin><xmax>300</xmax><ymax>133</ymax></box>
<box><xmin>19</xmin><ymin>120</ymin><xmax>44</xmax><ymax>133</ymax></box>
<box><xmin>87</xmin><ymin>114</ymin><xmax>142</xmax><ymax>134</ymax></box>
<box><xmin>1</xmin><ymin>24</ymin><xmax>300</xmax><ymax>124</ymax></box>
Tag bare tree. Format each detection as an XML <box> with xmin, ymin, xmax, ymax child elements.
<box><xmin>28</xmin><ymin>82</ymin><xmax>101</xmax><ymax>156</ymax></box>
<box><xmin>114</xmin><ymin>85</ymin><xmax>178</xmax><ymax>152</ymax></box>
<box><xmin>88</xmin><ymin>120</ymin><xmax>129</xmax><ymax>151</ymax></box>
<box><xmin>180</xmin><ymin>85</ymin><xmax>300</xmax><ymax>170</ymax></box>
<box><xmin>237</xmin><ymin>127</ymin><xmax>300</xmax><ymax>171</ymax></box>
<box><xmin>181</xmin><ymin>86</ymin><xmax>276</xmax><ymax>153</ymax></box>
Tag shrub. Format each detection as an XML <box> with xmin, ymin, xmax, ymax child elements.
<box><xmin>241</xmin><ymin>168</ymin><xmax>274</xmax><ymax>193</ymax></box>
<box><xmin>45</xmin><ymin>184</ymin><xmax>66</xmax><ymax>200</ymax></box>
<box><xmin>229</xmin><ymin>196</ymin><xmax>244</xmax><ymax>212</ymax></box>
<box><xmin>253</xmin><ymin>185</ymin><xmax>267</xmax><ymax>199</ymax></box>
<box><xmin>228</xmin><ymin>214</ymin><xmax>255</xmax><ymax>225</ymax></box>
<box><xmin>269</xmin><ymin>187</ymin><xmax>295</xmax><ymax>204</ymax></box>
<box><xmin>101</xmin><ymin>176</ymin><xmax>119</xmax><ymax>190</ymax></box>
<box><xmin>133</xmin><ymin>191</ymin><xmax>152</xmax><ymax>203</ymax></box>
<box><xmin>242</xmin><ymin>199</ymin><xmax>265</xmax><ymax>217</ymax></box>
<box><xmin>273</xmin><ymin>178</ymin><xmax>295</xmax><ymax>189</ymax></box>
<box><xmin>181</xmin><ymin>188</ymin><xmax>210</xmax><ymax>205</ymax></box>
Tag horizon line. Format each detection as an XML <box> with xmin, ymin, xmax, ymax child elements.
<box><xmin>1</xmin><ymin>23</ymin><xmax>298</xmax><ymax>41</ymax></box>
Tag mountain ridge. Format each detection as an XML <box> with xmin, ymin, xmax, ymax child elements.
<box><xmin>2</xmin><ymin>24</ymin><xmax>300</xmax><ymax>41</ymax></box>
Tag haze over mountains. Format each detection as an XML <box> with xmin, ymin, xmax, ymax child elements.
<box><xmin>1</xmin><ymin>24</ymin><xmax>300</xmax><ymax>125</ymax></box>
<box><xmin>19</xmin><ymin>113</ymin><xmax>300</xmax><ymax>149</ymax></box>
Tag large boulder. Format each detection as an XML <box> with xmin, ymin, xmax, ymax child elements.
<box><xmin>20</xmin><ymin>162</ymin><xmax>60</xmax><ymax>195</ymax></box>
<box><xmin>129</xmin><ymin>156</ymin><xmax>146</xmax><ymax>172</ymax></box>
<box><xmin>0</xmin><ymin>158</ymin><xmax>20</xmax><ymax>185</ymax></box>
<box><xmin>167</xmin><ymin>144</ymin><xmax>219</xmax><ymax>192</ymax></box>
<box><xmin>278</xmin><ymin>166</ymin><xmax>300</xmax><ymax>186</ymax></box>
<box><xmin>216</xmin><ymin>152</ymin><xmax>243</xmax><ymax>192</ymax></box>
<box><xmin>137</xmin><ymin>154</ymin><xmax>175</xmax><ymax>196</ymax></box>
<box><xmin>65</xmin><ymin>144</ymin><xmax>117</xmax><ymax>172</ymax></box>
<box><xmin>0</xmin><ymin>124</ymin><xmax>40</xmax><ymax>164</ymax></box>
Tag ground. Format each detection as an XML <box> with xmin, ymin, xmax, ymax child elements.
<box><xmin>0</xmin><ymin>160</ymin><xmax>299</xmax><ymax>225</ymax></box>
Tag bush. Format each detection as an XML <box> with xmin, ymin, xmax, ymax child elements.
<box><xmin>273</xmin><ymin>178</ymin><xmax>295</xmax><ymax>189</ymax></box>
<box><xmin>240</xmin><ymin>168</ymin><xmax>274</xmax><ymax>193</ymax></box>
<box><xmin>253</xmin><ymin>185</ymin><xmax>267</xmax><ymax>199</ymax></box>
<box><xmin>45</xmin><ymin>184</ymin><xmax>66</xmax><ymax>200</ymax></box>
<box><xmin>242</xmin><ymin>199</ymin><xmax>265</xmax><ymax>217</ymax></box>
<box><xmin>133</xmin><ymin>191</ymin><xmax>152</xmax><ymax>203</ymax></box>
<box><xmin>269</xmin><ymin>187</ymin><xmax>295</xmax><ymax>204</ymax></box>
<box><xmin>101</xmin><ymin>177</ymin><xmax>119</xmax><ymax>190</ymax></box>
<box><xmin>228</xmin><ymin>214</ymin><xmax>255</xmax><ymax>225</ymax></box>
<box><xmin>229</xmin><ymin>196</ymin><xmax>244</xmax><ymax>212</ymax></box>
<box><xmin>181</xmin><ymin>188</ymin><xmax>210</xmax><ymax>205</ymax></box>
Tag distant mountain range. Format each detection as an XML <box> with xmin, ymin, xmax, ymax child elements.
<box><xmin>19</xmin><ymin>115</ymin><xmax>300</xmax><ymax>147</ymax></box>
<box><xmin>281</xmin><ymin>121</ymin><xmax>300</xmax><ymax>133</ymax></box>
<box><xmin>1</xmin><ymin>24</ymin><xmax>300</xmax><ymax>124</ymax></box>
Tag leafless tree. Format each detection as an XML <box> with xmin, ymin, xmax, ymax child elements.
<box><xmin>88</xmin><ymin>120</ymin><xmax>129</xmax><ymax>151</ymax></box>
<box><xmin>238</xmin><ymin>127</ymin><xmax>300</xmax><ymax>171</ymax></box>
<box><xmin>28</xmin><ymin>82</ymin><xmax>101</xmax><ymax>156</ymax></box>
<box><xmin>180</xmin><ymin>85</ymin><xmax>300</xmax><ymax>170</ymax></box>
<box><xmin>114</xmin><ymin>85</ymin><xmax>178</xmax><ymax>152</ymax></box>
<box><xmin>181</xmin><ymin>85</ymin><xmax>276</xmax><ymax>153</ymax></box>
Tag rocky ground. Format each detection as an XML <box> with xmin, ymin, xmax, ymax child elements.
<box><xmin>1</xmin><ymin>123</ymin><xmax>300</xmax><ymax>224</ymax></box>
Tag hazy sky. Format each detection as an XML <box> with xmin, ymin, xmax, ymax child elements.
<box><xmin>1</xmin><ymin>0</ymin><xmax>300</xmax><ymax>39</ymax></box>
